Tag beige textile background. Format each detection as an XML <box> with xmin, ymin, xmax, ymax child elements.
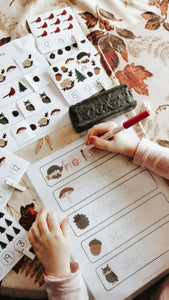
<box><xmin>0</xmin><ymin>0</ymin><xmax>169</xmax><ymax>299</ymax></box>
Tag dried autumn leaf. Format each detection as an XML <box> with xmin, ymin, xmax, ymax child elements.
<box><xmin>157</xmin><ymin>139</ymin><xmax>169</xmax><ymax>148</ymax></box>
<box><xmin>79</xmin><ymin>12</ymin><xmax>98</xmax><ymax>28</ymax></box>
<box><xmin>87</xmin><ymin>30</ymin><xmax>105</xmax><ymax>47</ymax></box>
<box><xmin>100</xmin><ymin>46</ymin><xmax>119</xmax><ymax>75</ymax></box>
<box><xmin>160</xmin><ymin>1</ymin><xmax>168</xmax><ymax>15</ymax></box>
<box><xmin>0</xmin><ymin>37</ymin><xmax>10</xmax><ymax>46</ymax></box>
<box><xmin>108</xmin><ymin>34</ymin><xmax>128</xmax><ymax>62</ymax></box>
<box><xmin>116</xmin><ymin>27</ymin><xmax>136</xmax><ymax>39</ymax></box>
<box><xmin>145</xmin><ymin>18</ymin><xmax>161</xmax><ymax>30</ymax></box>
<box><xmin>97</xmin><ymin>6</ymin><xmax>122</xmax><ymax>21</ymax></box>
<box><xmin>35</xmin><ymin>138</ymin><xmax>43</xmax><ymax>154</ymax></box>
<box><xmin>45</xmin><ymin>135</ymin><xmax>53</xmax><ymax>151</ymax></box>
<box><xmin>19</xmin><ymin>203</ymin><xmax>38</xmax><ymax>231</ymax></box>
<box><xmin>141</xmin><ymin>11</ymin><xmax>160</xmax><ymax>21</ymax></box>
<box><xmin>163</xmin><ymin>22</ymin><xmax>169</xmax><ymax>30</ymax></box>
<box><xmin>115</xmin><ymin>63</ymin><xmax>153</xmax><ymax>95</ymax></box>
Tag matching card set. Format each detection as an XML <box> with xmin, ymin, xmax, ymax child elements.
<box><xmin>0</xmin><ymin>6</ymin><xmax>113</xmax><ymax>280</ymax></box>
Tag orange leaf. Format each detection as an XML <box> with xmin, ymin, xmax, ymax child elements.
<box><xmin>115</xmin><ymin>63</ymin><xmax>153</xmax><ymax>95</ymax></box>
<box><xmin>160</xmin><ymin>1</ymin><xmax>168</xmax><ymax>15</ymax></box>
<box><xmin>145</xmin><ymin>18</ymin><xmax>161</xmax><ymax>30</ymax></box>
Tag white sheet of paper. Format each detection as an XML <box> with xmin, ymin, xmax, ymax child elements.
<box><xmin>26</xmin><ymin>117</ymin><xmax>169</xmax><ymax>300</ymax></box>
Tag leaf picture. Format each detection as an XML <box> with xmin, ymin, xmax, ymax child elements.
<box><xmin>160</xmin><ymin>1</ymin><xmax>168</xmax><ymax>15</ymax></box>
<box><xmin>79</xmin><ymin>12</ymin><xmax>98</xmax><ymax>28</ymax></box>
<box><xmin>116</xmin><ymin>27</ymin><xmax>136</xmax><ymax>39</ymax></box>
<box><xmin>96</xmin><ymin>6</ymin><xmax>122</xmax><ymax>21</ymax></box>
<box><xmin>115</xmin><ymin>63</ymin><xmax>153</xmax><ymax>95</ymax></box>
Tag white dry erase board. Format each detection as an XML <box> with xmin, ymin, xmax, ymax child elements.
<box><xmin>27</xmin><ymin>115</ymin><xmax>169</xmax><ymax>300</ymax></box>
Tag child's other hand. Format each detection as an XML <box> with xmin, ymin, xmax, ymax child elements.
<box><xmin>85</xmin><ymin>121</ymin><xmax>138</xmax><ymax>157</ymax></box>
<box><xmin>28</xmin><ymin>207</ymin><xmax>71</xmax><ymax>278</ymax></box>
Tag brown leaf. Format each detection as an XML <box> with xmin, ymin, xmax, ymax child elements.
<box><xmin>163</xmin><ymin>22</ymin><xmax>169</xmax><ymax>30</ymax></box>
<box><xmin>87</xmin><ymin>30</ymin><xmax>105</xmax><ymax>47</ymax></box>
<box><xmin>160</xmin><ymin>1</ymin><xmax>168</xmax><ymax>15</ymax></box>
<box><xmin>45</xmin><ymin>135</ymin><xmax>53</xmax><ymax>151</ymax></box>
<box><xmin>141</xmin><ymin>11</ymin><xmax>161</xmax><ymax>21</ymax></box>
<box><xmin>157</xmin><ymin>139</ymin><xmax>169</xmax><ymax>148</ymax></box>
<box><xmin>19</xmin><ymin>203</ymin><xmax>38</xmax><ymax>231</ymax></box>
<box><xmin>97</xmin><ymin>6</ymin><xmax>122</xmax><ymax>21</ymax></box>
<box><xmin>79</xmin><ymin>12</ymin><xmax>98</xmax><ymax>28</ymax></box>
<box><xmin>145</xmin><ymin>18</ymin><xmax>161</xmax><ymax>30</ymax></box>
<box><xmin>34</xmin><ymin>138</ymin><xmax>43</xmax><ymax>154</ymax></box>
<box><xmin>116</xmin><ymin>27</ymin><xmax>136</xmax><ymax>39</ymax></box>
<box><xmin>0</xmin><ymin>37</ymin><xmax>10</xmax><ymax>46</ymax></box>
<box><xmin>109</xmin><ymin>34</ymin><xmax>128</xmax><ymax>62</ymax></box>
<box><xmin>100</xmin><ymin>46</ymin><xmax>119</xmax><ymax>75</ymax></box>
<box><xmin>115</xmin><ymin>63</ymin><xmax>153</xmax><ymax>95</ymax></box>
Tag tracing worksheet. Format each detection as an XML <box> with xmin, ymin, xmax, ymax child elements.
<box><xmin>27</xmin><ymin>119</ymin><xmax>169</xmax><ymax>300</ymax></box>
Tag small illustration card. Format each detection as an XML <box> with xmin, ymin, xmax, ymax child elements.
<box><xmin>0</xmin><ymin>56</ymin><xmax>22</xmax><ymax>85</ymax></box>
<box><xmin>27</xmin><ymin>7</ymin><xmax>86</xmax><ymax>54</ymax></box>
<box><xmin>0</xmin><ymin>148</ymin><xmax>29</xmax><ymax>207</ymax></box>
<box><xmin>49</xmin><ymin>48</ymin><xmax>113</xmax><ymax>105</ymax></box>
<box><xmin>0</xmin><ymin>208</ymin><xmax>32</xmax><ymax>281</ymax></box>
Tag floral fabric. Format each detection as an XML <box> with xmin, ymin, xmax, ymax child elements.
<box><xmin>0</xmin><ymin>0</ymin><xmax>169</xmax><ymax>299</ymax></box>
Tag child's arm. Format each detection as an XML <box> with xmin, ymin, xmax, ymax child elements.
<box><xmin>28</xmin><ymin>207</ymin><xmax>89</xmax><ymax>300</ymax></box>
<box><xmin>85</xmin><ymin>121</ymin><xmax>169</xmax><ymax>180</ymax></box>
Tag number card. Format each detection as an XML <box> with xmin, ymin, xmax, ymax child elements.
<box><xmin>0</xmin><ymin>208</ymin><xmax>32</xmax><ymax>281</ymax></box>
<box><xmin>0</xmin><ymin>148</ymin><xmax>29</xmax><ymax>208</ymax></box>
<box><xmin>27</xmin><ymin>7</ymin><xmax>86</xmax><ymax>54</ymax></box>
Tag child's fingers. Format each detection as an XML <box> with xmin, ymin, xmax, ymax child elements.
<box><xmin>90</xmin><ymin>136</ymin><xmax>113</xmax><ymax>152</ymax></box>
<box><xmin>60</xmin><ymin>218</ymin><xmax>71</xmax><ymax>242</ymax></box>
<box><xmin>47</xmin><ymin>211</ymin><xmax>60</xmax><ymax>233</ymax></box>
<box><xmin>36</xmin><ymin>207</ymin><xmax>50</xmax><ymax>235</ymax></box>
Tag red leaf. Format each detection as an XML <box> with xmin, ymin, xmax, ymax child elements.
<box><xmin>19</xmin><ymin>203</ymin><xmax>38</xmax><ymax>231</ymax></box>
<box><xmin>0</xmin><ymin>37</ymin><xmax>11</xmax><ymax>46</ymax></box>
<box><xmin>115</xmin><ymin>63</ymin><xmax>153</xmax><ymax>95</ymax></box>
<box><xmin>79</xmin><ymin>12</ymin><xmax>98</xmax><ymax>28</ymax></box>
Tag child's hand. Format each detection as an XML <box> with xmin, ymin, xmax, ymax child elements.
<box><xmin>28</xmin><ymin>207</ymin><xmax>71</xmax><ymax>278</ymax></box>
<box><xmin>85</xmin><ymin>121</ymin><xmax>138</xmax><ymax>157</ymax></box>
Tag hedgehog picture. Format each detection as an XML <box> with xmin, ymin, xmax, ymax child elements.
<box><xmin>46</xmin><ymin>165</ymin><xmax>63</xmax><ymax>180</ymax></box>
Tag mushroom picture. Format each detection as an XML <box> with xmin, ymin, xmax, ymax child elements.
<box><xmin>16</xmin><ymin>126</ymin><xmax>27</xmax><ymax>134</ymax></box>
<box><xmin>59</xmin><ymin>187</ymin><xmax>74</xmax><ymax>204</ymax></box>
<box><xmin>0</xmin><ymin>157</ymin><xmax>5</xmax><ymax>167</ymax></box>
<box><xmin>22</xmin><ymin>54</ymin><xmax>33</xmax><ymax>68</ymax></box>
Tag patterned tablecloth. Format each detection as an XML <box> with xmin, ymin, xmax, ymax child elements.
<box><xmin>0</xmin><ymin>0</ymin><xmax>169</xmax><ymax>299</ymax></box>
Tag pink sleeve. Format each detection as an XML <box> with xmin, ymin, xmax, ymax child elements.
<box><xmin>132</xmin><ymin>138</ymin><xmax>169</xmax><ymax>179</ymax></box>
<box><xmin>44</xmin><ymin>268</ymin><xmax>89</xmax><ymax>300</ymax></box>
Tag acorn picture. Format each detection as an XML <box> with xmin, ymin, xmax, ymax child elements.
<box><xmin>94</xmin><ymin>67</ymin><xmax>100</xmax><ymax>75</ymax></box>
<box><xmin>55</xmin><ymin>73</ymin><xmax>62</xmax><ymax>81</ymax></box>
<box><xmin>89</xmin><ymin>239</ymin><xmax>102</xmax><ymax>256</ymax></box>
<box><xmin>73</xmin><ymin>214</ymin><xmax>89</xmax><ymax>229</ymax></box>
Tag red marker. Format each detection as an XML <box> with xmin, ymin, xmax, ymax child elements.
<box><xmin>83</xmin><ymin>110</ymin><xmax>150</xmax><ymax>150</ymax></box>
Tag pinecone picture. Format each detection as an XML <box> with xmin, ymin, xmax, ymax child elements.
<box><xmin>73</xmin><ymin>214</ymin><xmax>89</xmax><ymax>229</ymax></box>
